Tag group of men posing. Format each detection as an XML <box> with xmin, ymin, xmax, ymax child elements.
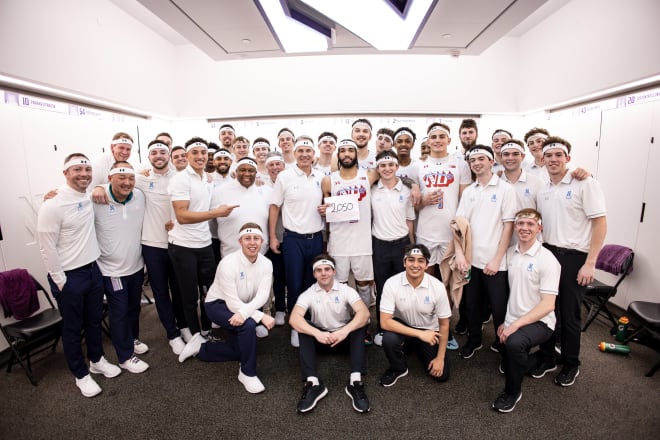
<box><xmin>37</xmin><ymin>117</ymin><xmax>606</xmax><ymax>414</ymax></box>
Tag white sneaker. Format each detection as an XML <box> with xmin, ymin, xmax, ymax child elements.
<box><xmin>373</xmin><ymin>332</ymin><xmax>384</xmax><ymax>347</ymax></box>
<box><xmin>89</xmin><ymin>356</ymin><xmax>121</xmax><ymax>378</ymax></box>
<box><xmin>178</xmin><ymin>333</ymin><xmax>206</xmax><ymax>363</ymax></box>
<box><xmin>180</xmin><ymin>327</ymin><xmax>193</xmax><ymax>343</ymax></box>
<box><xmin>275</xmin><ymin>311</ymin><xmax>286</xmax><ymax>326</ymax></box>
<box><xmin>133</xmin><ymin>339</ymin><xmax>149</xmax><ymax>355</ymax></box>
<box><xmin>169</xmin><ymin>336</ymin><xmax>186</xmax><ymax>355</ymax></box>
<box><xmin>120</xmin><ymin>355</ymin><xmax>150</xmax><ymax>373</ymax></box>
<box><xmin>256</xmin><ymin>325</ymin><xmax>269</xmax><ymax>338</ymax></box>
<box><xmin>238</xmin><ymin>368</ymin><xmax>265</xmax><ymax>394</ymax></box>
<box><xmin>291</xmin><ymin>329</ymin><xmax>300</xmax><ymax>348</ymax></box>
<box><xmin>76</xmin><ymin>374</ymin><xmax>102</xmax><ymax>397</ymax></box>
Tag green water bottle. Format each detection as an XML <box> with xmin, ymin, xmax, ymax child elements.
<box><xmin>598</xmin><ymin>341</ymin><xmax>630</xmax><ymax>354</ymax></box>
<box><xmin>615</xmin><ymin>316</ymin><xmax>630</xmax><ymax>342</ymax></box>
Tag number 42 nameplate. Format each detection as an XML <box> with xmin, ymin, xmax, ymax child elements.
<box><xmin>325</xmin><ymin>194</ymin><xmax>360</xmax><ymax>223</ymax></box>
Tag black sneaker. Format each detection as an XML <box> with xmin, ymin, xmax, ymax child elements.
<box><xmin>345</xmin><ymin>382</ymin><xmax>370</xmax><ymax>413</ymax></box>
<box><xmin>296</xmin><ymin>381</ymin><xmax>328</xmax><ymax>413</ymax></box>
<box><xmin>492</xmin><ymin>392</ymin><xmax>522</xmax><ymax>413</ymax></box>
<box><xmin>530</xmin><ymin>360</ymin><xmax>558</xmax><ymax>379</ymax></box>
<box><xmin>379</xmin><ymin>368</ymin><xmax>408</xmax><ymax>387</ymax></box>
<box><xmin>459</xmin><ymin>342</ymin><xmax>483</xmax><ymax>359</ymax></box>
<box><xmin>554</xmin><ymin>366</ymin><xmax>580</xmax><ymax>387</ymax></box>
<box><xmin>455</xmin><ymin>323</ymin><xmax>467</xmax><ymax>335</ymax></box>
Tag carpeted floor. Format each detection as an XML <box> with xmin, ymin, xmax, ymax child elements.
<box><xmin>1</xmin><ymin>298</ymin><xmax>658</xmax><ymax>440</ymax></box>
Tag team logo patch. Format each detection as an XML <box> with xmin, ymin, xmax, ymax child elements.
<box><xmin>423</xmin><ymin>170</ymin><xmax>455</xmax><ymax>188</ymax></box>
<box><xmin>527</xmin><ymin>263</ymin><xmax>534</xmax><ymax>272</ymax></box>
<box><xmin>565</xmin><ymin>190</ymin><xmax>572</xmax><ymax>199</ymax></box>
<box><xmin>337</xmin><ymin>185</ymin><xmax>368</xmax><ymax>202</ymax></box>
<box><xmin>149</xmin><ymin>182</ymin><xmax>155</xmax><ymax>190</ymax></box>
<box><xmin>490</xmin><ymin>194</ymin><xmax>497</xmax><ymax>202</ymax></box>
<box><xmin>77</xmin><ymin>202</ymin><xmax>83</xmax><ymax>211</ymax></box>
<box><xmin>240</xmin><ymin>271</ymin><xmax>245</xmax><ymax>280</ymax></box>
<box><xmin>424</xmin><ymin>295</ymin><xmax>431</xmax><ymax>304</ymax></box>
<box><xmin>524</xmin><ymin>188</ymin><xmax>530</xmax><ymax>197</ymax></box>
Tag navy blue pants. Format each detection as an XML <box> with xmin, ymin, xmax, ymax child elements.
<box><xmin>382</xmin><ymin>326</ymin><xmax>450</xmax><ymax>382</ymax></box>
<box><xmin>464</xmin><ymin>267</ymin><xmax>509</xmax><ymax>350</ymax></box>
<box><xmin>501</xmin><ymin>321</ymin><xmax>553</xmax><ymax>395</ymax></box>
<box><xmin>198</xmin><ymin>300</ymin><xmax>258</xmax><ymax>376</ymax></box>
<box><xmin>281</xmin><ymin>230</ymin><xmax>323</xmax><ymax>313</ymax></box>
<box><xmin>372</xmin><ymin>235</ymin><xmax>410</xmax><ymax>330</ymax></box>
<box><xmin>104</xmin><ymin>269</ymin><xmax>144</xmax><ymax>363</ymax></box>
<box><xmin>266</xmin><ymin>248</ymin><xmax>286</xmax><ymax>313</ymax></box>
<box><xmin>298</xmin><ymin>322</ymin><xmax>367</xmax><ymax>380</ymax></box>
<box><xmin>48</xmin><ymin>262</ymin><xmax>104</xmax><ymax>379</ymax></box>
<box><xmin>142</xmin><ymin>245</ymin><xmax>185</xmax><ymax>340</ymax></box>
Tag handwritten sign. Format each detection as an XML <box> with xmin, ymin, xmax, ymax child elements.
<box><xmin>324</xmin><ymin>194</ymin><xmax>359</xmax><ymax>223</ymax></box>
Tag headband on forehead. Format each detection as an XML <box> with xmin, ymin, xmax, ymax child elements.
<box><xmin>352</xmin><ymin>122</ymin><xmax>371</xmax><ymax>131</ymax></box>
<box><xmin>467</xmin><ymin>148</ymin><xmax>494</xmax><ymax>161</ymax></box>
<box><xmin>207</xmin><ymin>148</ymin><xmax>217</xmax><ymax>154</ymax></box>
<box><xmin>404</xmin><ymin>247</ymin><xmax>427</xmax><ymax>260</ymax></box>
<box><xmin>427</xmin><ymin>126</ymin><xmax>449</xmax><ymax>137</ymax></box>
<box><xmin>214</xmin><ymin>150</ymin><xmax>232</xmax><ymax>159</ymax></box>
<box><xmin>186</xmin><ymin>142</ymin><xmax>208</xmax><ymax>152</ymax></box>
<box><xmin>515</xmin><ymin>212</ymin><xmax>542</xmax><ymax>225</ymax></box>
<box><xmin>492</xmin><ymin>130</ymin><xmax>511</xmax><ymax>139</ymax></box>
<box><xmin>265</xmin><ymin>155</ymin><xmax>284</xmax><ymax>165</ymax></box>
<box><xmin>239</xmin><ymin>227</ymin><xmax>263</xmax><ymax>239</ymax></box>
<box><xmin>294</xmin><ymin>138</ymin><xmax>314</xmax><ymax>150</ymax></box>
<box><xmin>237</xmin><ymin>158</ymin><xmax>258</xmax><ymax>169</ymax></box>
<box><xmin>109</xmin><ymin>167</ymin><xmax>135</xmax><ymax>176</ymax></box>
<box><xmin>252</xmin><ymin>141</ymin><xmax>270</xmax><ymax>150</ymax></box>
<box><xmin>394</xmin><ymin>130</ymin><xmax>414</xmax><ymax>142</ymax></box>
<box><xmin>148</xmin><ymin>142</ymin><xmax>169</xmax><ymax>153</ymax></box>
<box><xmin>500</xmin><ymin>142</ymin><xmax>525</xmax><ymax>154</ymax></box>
<box><xmin>220</xmin><ymin>126</ymin><xmax>235</xmax><ymax>134</ymax></box>
<box><xmin>278</xmin><ymin>130</ymin><xmax>294</xmax><ymax>139</ymax></box>
<box><xmin>63</xmin><ymin>158</ymin><xmax>90</xmax><ymax>171</ymax></box>
<box><xmin>312</xmin><ymin>259</ymin><xmax>335</xmax><ymax>271</ymax></box>
<box><xmin>527</xmin><ymin>133</ymin><xmax>548</xmax><ymax>144</ymax></box>
<box><xmin>376</xmin><ymin>156</ymin><xmax>398</xmax><ymax>166</ymax></box>
<box><xmin>111</xmin><ymin>137</ymin><xmax>133</xmax><ymax>146</ymax></box>
<box><xmin>542</xmin><ymin>142</ymin><xmax>569</xmax><ymax>155</ymax></box>
<box><xmin>378</xmin><ymin>133</ymin><xmax>393</xmax><ymax>143</ymax></box>
<box><xmin>318</xmin><ymin>135</ymin><xmax>336</xmax><ymax>144</ymax></box>
<box><xmin>338</xmin><ymin>139</ymin><xmax>357</xmax><ymax>150</ymax></box>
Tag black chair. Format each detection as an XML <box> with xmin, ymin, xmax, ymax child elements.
<box><xmin>623</xmin><ymin>301</ymin><xmax>660</xmax><ymax>377</ymax></box>
<box><xmin>0</xmin><ymin>272</ymin><xmax>62</xmax><ymax>385</ymax></box>
<box><xmin>582</xmin><ymin>244</ymin><xmax>634</xmax><ymax>332</ymax></box>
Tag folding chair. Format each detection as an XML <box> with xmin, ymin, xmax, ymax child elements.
<box><xmin>0</xmin><ymin>270</ymin><xmax>62</xmax><ymax>385</ymax></box>
<box><xmin>582</xmin><ymin>244</ymin><xmax>634</xmax><ymax>332</ymax></box>
<box><xmin>623</xmin><ymin>301</ymin><xmax>660</xmax><ymax>377</ymax></box>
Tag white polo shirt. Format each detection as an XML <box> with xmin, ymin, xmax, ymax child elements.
<box><xmin>205</xmin><ymin>250</ymin><xmax>273</xmax><ymax>323</ymax></box>
<box><xmin>457</xmin><ymin>174</ymin><xmax>517</xmax><ymax>270</ymax></box>
<box><xmin>505</xmin><ymin>241</ymin><xmax>560</xmax><ymax>330</ymax></box>
<box><xmin>380</xmin><ymin>272</ymin><xmax>452</xmax><ymax>330</ymax></box>
<box><xmin>93</xmin><ymin>185</ymin><xmax>145</xmax><ymax>277</ymax></box>
<box><xmin>270</xmin><ymin>164</ymin><xmax>324</xmax><ymax>234</ymax></box>
<box><xmin>502</xmin><ymin>169</ymin><xmax>544</xmax><ymax>211</ymax></box>
<box><xmin>167</xmin><ymin>165</ymin><xmax>213</xmax><ymax>248</ymax></box>
<box><xmin>295</xmin><ymin>281</ymin><xmax>362</xmax><ymax>332</ymax></box>
<box><xmin>135</xmin><ymin>169</ymin><xmax>175</xmax><ymax>249</ymax></box>
<box><xmin>37</xmin><ymin>185</ymin><xmax>101</xmax><ymax>288</ymax></box>
<box><xmin>212</xmin><ymin>180</ymin><xmax>272</xmax><ymax>257</ymax></box>
<box><xmin>537</xmin><ymin>173</ymin><xmax>606</xmax><ymax>253</ymax></box>
<box><xmin>524</xmin><ymin>161</ymin><xmax>549</xmax><ymax>181</ymax></box>
<box><xmin>371</xmin><ymin>178</ymin><xmax>415</xmax><ymax>241</ymax></box>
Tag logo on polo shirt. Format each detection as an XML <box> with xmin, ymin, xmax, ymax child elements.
<box><xmin>77</xmin><ymin>202</ymin><xmax>83</xmax><ymax>211</ymax></box>
<box><xmin>149</xmin><ymin>182</ymin><xmax>155</xmax><ymax>190</ymax></box>
<box><xmin>524</xmin><ymin>188</ymin><xmax>530</xmax><ymax>197</ymax></box>
<box><xmin>334</xmin><ymin>296</ymin><xmax>340</xmax><ymax>304</ymax></box>
<box><xmin>240</xmin><ymin>271</ymin><xmax>245</xmax><ymax>280</ymax></box>
<box><xmin>424</xmin><ymin>295</ymin><xmax>430</xmax><ymax>304</ymax></box>
<box><xmin>490</xmin><ymin>194</ymin><xmax>497</xmax><ymax>202</ymax></box>
<box><xmin>565</xmin><ymin>190</ymin><xmax>572</xmax><ymax>199</ymax></box>
<box><xmin>399</xmin><ymin>195</ymin><xmax>404</xmax><ymax>203</ymax></box>
<box><xmin>527</xmin><ymin>263</ymin><xmax>534</xmax><ymax>271</ymax></box>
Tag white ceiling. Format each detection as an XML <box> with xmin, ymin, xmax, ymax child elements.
<box><xmin>109</xmin><ymin>0</ymin><xmax>570</xmax><ymax>60</ymax></box>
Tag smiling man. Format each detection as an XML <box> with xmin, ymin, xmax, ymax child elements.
<box><xmin>393</xmin><ymin>127</ymin><xmax>419</xmax><ymax>183</ymax></box>
<box><xmin>90</xmin><ymin>132</ymin><xmax>134</xmax><ymax>188</ymax></box>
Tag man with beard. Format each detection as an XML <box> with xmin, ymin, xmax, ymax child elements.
<box><xmin>351</xmin><ymin>119</ymin><xmax>377</xmax><ymax>170</ymax></box>
<box><xmin>218</xmin><ymin>124</ymin><xmax>236</xmax><ymax>155</ymax></box>
<box><xmin>209</xmin><ymin>148</ymin><xmax>233</xmax><ymax>263</ymax></box>
<box><xmin>205</xmin><ymin>143</ymin><xmax>218</xmax><ymax>174</ymax></box>
<box><xmin>458</xmin><ymin>119</ymin><xmax>478</xmax><ymax>156</ymax></box>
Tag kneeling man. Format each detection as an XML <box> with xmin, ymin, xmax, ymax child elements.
<box><xmin>290</xmin><ymin>254</ymin><xmax>371</xmax><ymax>413</ymax></box>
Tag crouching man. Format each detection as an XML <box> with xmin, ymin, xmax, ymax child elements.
<box><xmin>289</xmin><ymin>254</ymin><xmax>371</xmax><ymax>413</ymax></box>
<box><xmin>178</xmin><ymin>223</ymin><xmax>275</xmax><ymax>394</ymax></box>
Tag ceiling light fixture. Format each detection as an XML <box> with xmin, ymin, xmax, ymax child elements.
<box><xmin>255</xmin><ymin>0</ymin><xmax>328</xmax><ymax>53</ymax></box>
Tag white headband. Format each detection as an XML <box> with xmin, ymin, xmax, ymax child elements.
<box><xmin>527</xmin><ymin>133</ymin><xmax>548</xmax><ymax>144</ymax></box>
<box><xmin>515</xmin><ymin>212</ymin><xmax>542</xmax><ymax>225</ymax></box>
<box><xmin>500</xmin><ymin>142</ymin><xmax>525</xmax><ymax>154</ymax></box>
<box><xmin>318</xmin><ymin>136</ymin><xmax>336</xmax><ymax>144</ymax></box>
<box><xmin>376</xmin><ymin>156</ymin><xmax>398</xmax><ymax>166</ymax></box>
<box><xmin>265</xmin><ymin>155</ymin><xmax>285</xmax><ymax>165</ymax></box>
<box><xmin>312</xmin><ymin>259</ymin><xmax>335</xmax><ymax>271</ymax></box>
<box><xmin>467</xmin><ymin>148</ymin><xmax>494</xmax><ymax>161</ymax></box>
<box><xmin>492</xmin><ymin>130</ymin><xmax>511</xmax><ymax>139</ymax></box>
<box><xmin>207</xmin><ymin>148</ymin><xmax>217</xmax><ymax>154</ymax></box>
<box><xmin>542</xmin><ymin>142</ymin><xmax>569</xmax><ymax>155</ymax></box>
<box><xmin>352</xmin><ymin>122</ymin><xmax>371</xmax><ymax>131</ymax></box>
<box><xmin>108</xmin><ymin>167</ymin><xmax>135</xmax><ymax>176</ymax></box>
<box><xmin>378</xmin><ymin>134</ymin><xmax>393</xmax><ymax>143</ymax></box>
<box><xmin>111</xmin><ymin>137</ymin><xmax>133</xmax><ymax>146</ymax></box>
<box><xmin>394</xmin><ymin>130</ymin><xmax>414</xmax><ymax>142</ymax></box>
<box><xmin>404</xmin><ymin>248</ymin><xmax>426</xmax><ymax>259</ymax></box>
<box><xmin>252</xmin><ymin>141</ymin><xmax>270</xmax><ymax>150</ymax></box>
<box><xmin>186</xmin><ymin>142</ymin><xmax>208</xmax><ymax>152</ymax></box>
<box><xmin>220</xmin><ymin>127</ymin><xmax>235</xmax><ymax>134</ymax></box>
<box><xmin>63</xmin><ymin>158</ymin><xmax>90</xmax><ymax>171</ymax></box>
<box><xmin>214</xmin><ymin>150</ymin><xmax>232</xmax><ymax>159</ymax></box>
<box><xmin>427</xmin><ymin>126</ymin><xmax>449</xmax><ymax>137</ymax></box>
<box><xmin>278</xmin><ymin>130</ymin><xmax>294</xmax><ymax>140</ymax></box>
<box><xmin>239</xmin><ymin>228</ymin><xmax>263</xmax><ymax>239</ymax></box>
<box><xmin>338</xmin><ymin>139</ymin><xmax>357</xmax><ymax>150</ymax></box>
<box><xmin>236</xmin><ymin>158</ymin><xmax>258</xmax><ymax>169</ymax></box>
<box><xmin>294</xmin><ymin>138</ymin><xmax>314</xmax><ymax>150</ymax></box>
<box><xmin>148</xmin><ymin>142</ymin><xmax>169</xmax><ymax>153</ymax></box>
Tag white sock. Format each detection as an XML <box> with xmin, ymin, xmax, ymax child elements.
<box><xmin>350</xmin><ymin>372</ymin><xmax>362</xmax><ymax>385</ymax></box>
<box><xmin>307</xmin><ymin>376</ymin><xmax>319</xmax><ymax>386</ymax></box>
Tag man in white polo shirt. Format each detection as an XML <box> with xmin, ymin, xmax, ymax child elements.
<box><xmin>500</xmin><ymin>139</ymin><xmax>544</xmax><ymax>211</ymax></box>
<box><xmin>90</xmin><ymin>132</ymin><xmax>134</xmax><ymax>188</ymax></box>
<box><xmin>38</xmin><ymin>153</ymin><xmax>120</xmax><ymax>397</ymax></box>
<box><xmin>523</xmin><ymin>128</ymin><xmax>550</xmax><ymax>179</ymax></box>
<box><xmin>264</xmin><ymin>152</ymin><xmax>287</xmax><ymax>326</ymax></box>
<box><xmin>534</xmin><ymin>136</ymin><xmax>606</xmax><ymax>387</ymax></box>
<box><xmin>168</xmin><ymin>137</ymin><xmax>239</xmax><ymax>350</ymax></box>
<box><xmin>179</xmin><ymin>224</ymin><xmax>274</xmax><ymax>394</ymax></box>
<box><xmin>94</xmin><ymin>162</ymin><xmax>149</xmax><ymax>373</ymax></box>
<box><xmin>269</xmin><ymin>135</ymin><xmax>325</xmax><ymax>347</ymax></box>
<box><xmin>454</xmin><ymin>145</ymin><xmax>517</xmax><ymax>359</ymax></box>
<box><xmin>493</xmin><ymin>208</ymin><xmax>559</xmax><ymax>413</ymax></box>
<box><xmin>379</xmin><ymin>244</ymin><xmax>452</xmax><ymax>386</ymax></box>
<box><xmin>290</xmin><ymin>254</ymin><xmax>371</xmax><ymax>413</ymax></box>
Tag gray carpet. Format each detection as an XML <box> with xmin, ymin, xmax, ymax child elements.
<box><xmin>1</xmin><ymin>300</ymin><xmax>659</xmax><ymax>440</ymax></box>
